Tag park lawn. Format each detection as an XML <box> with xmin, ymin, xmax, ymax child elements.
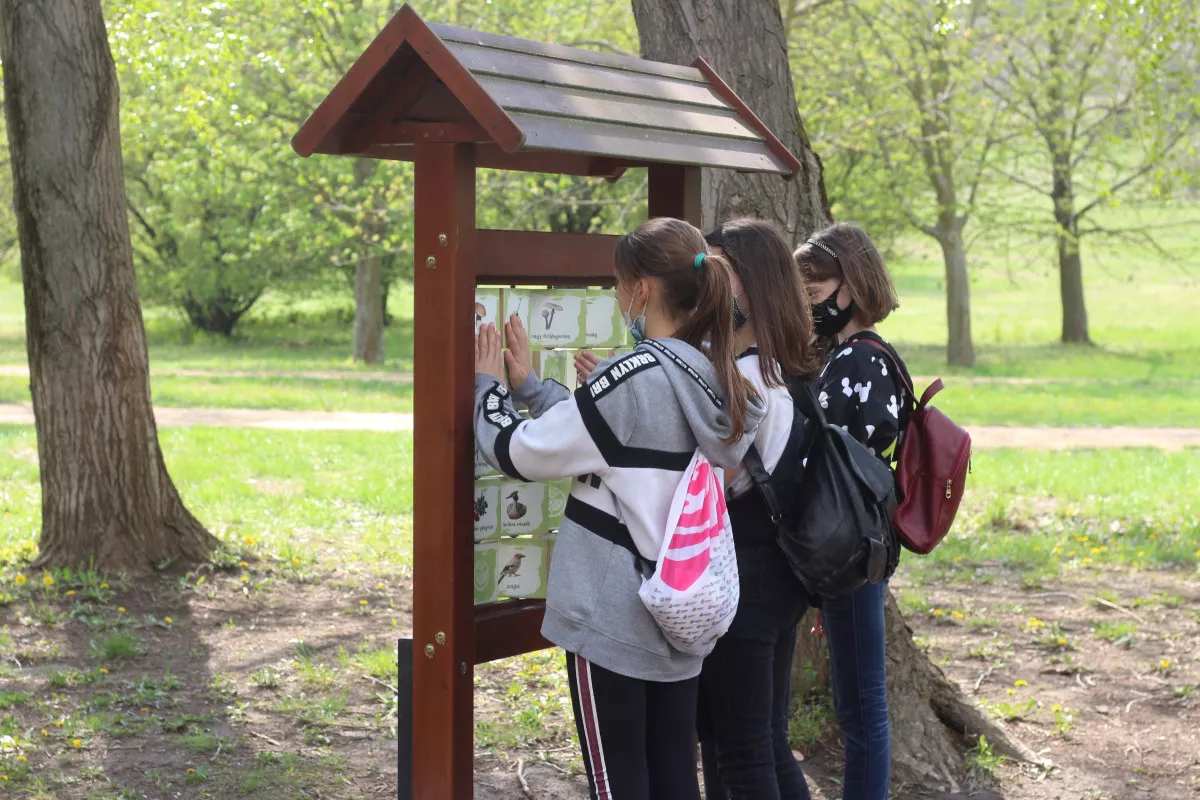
<box><xmin>0</xmin><ymin>374</ymin><xmax>414</xmax><ymax>414</ymax></box>
<box><xmin>0</xmin><ymin>430</ymin><xmax>1198</xmax><ymax>798</ymax></box>
<box><xmin>930</xmin><ymin>378</ymin><xmax>1200</xmax><ymax>427</ymax></box>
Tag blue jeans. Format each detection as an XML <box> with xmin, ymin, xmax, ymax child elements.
<box><xmin>822</xmin><ymin>580</ymin><xmax>890</xmax><ymax>800</ymax></box>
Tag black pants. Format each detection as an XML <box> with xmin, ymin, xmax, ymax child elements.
<box><xmin>565</xmin><ymin>652</ymin><xmax>701</xmax><ymax>800</ymax></box>
<box><xmin>698</xmin><ymin>493</ymin><xmax>813</xmax><ymax>800</ymax></box>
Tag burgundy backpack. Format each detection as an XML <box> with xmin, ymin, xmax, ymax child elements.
<box><xmin>856</xmin><ymin>339</ymin><xmax>971</xmax><ymax>555</ymax></box>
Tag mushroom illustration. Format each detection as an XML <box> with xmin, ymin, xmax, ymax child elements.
<box><xmin>506</xmin><ymin>491</ymin><xmax>528</xmax><ymax>520</ymax></box>
<box><xmin>542</xmin><ymin>302</ymin><xmax>563</xmax><ymax>330</ymax></box>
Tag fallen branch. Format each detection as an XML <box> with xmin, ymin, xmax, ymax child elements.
<box><xmin>972</xmin><ymin>665</ymin><xmax>996</xmax><ymax>694</ymax></box>
<box><xmin>1091</xmin><ymin>597</ymin><xmax>1146</xmax><ymax>624</ymax></box>
<box><xmin>249</xmin><ymin>730</ymin><xmax>285</xmax><ymax>747</ymax></box>
<box><xmin>517</xmin><ymin>758</ymin><xmax>536</xmax><ymax>799</ymax></box>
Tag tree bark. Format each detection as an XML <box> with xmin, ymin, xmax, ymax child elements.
<box><xmin>351</xmin><ymin>157</ymin><xmax>386</xmax><ymax>363</ymax></box>
<box><xmin>0</xmin><ymin>0</ymin><xmax>217</xmax><ymax>573</ymax></box>
<box><xmin>632</xmin><ymin>0</ymin><xmax>1028</xmax><ymax>789</ymax></box>
<box><xmin>1051</xmin><ymin>161</ymin><xmax>1090</xmax><ymax>344</ymax></box>
<box><xmin>353</xmin><ymin>253</ymin><xmax>385</xmax><ymax>364</ymax></box>
<box><xmin>630</xmin><ymin>0</ymin><xmax>831</xmax><ymax>243</ymax></box>
<box><xmin>937</xmin><ymin>222</ymin><xmax>976</xmax><ymax>367</ymax></box>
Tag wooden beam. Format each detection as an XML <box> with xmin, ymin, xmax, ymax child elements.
<box><xmin>690</xmin><ymin>57</ymin><xmax>802</xmax><ymax>178</ymax></box>
<box><xmin>346</xmin><ymin>57</ymin><xmax>438</xmax><ymax>153</ymax></box>
<box><xmin>476</xmin><ymin>230</ymin><xmax>619</xmax><ymax>285</ymax></box>
<box><xmin>648</xmin><ymin>164</ymin><xmax>702</xmax><ymax>226</ymax></box>
<box><xmin>474</xmin><ymin>600</ymin><xmax>553</xmax><ymax>664</ymax></box>
<box><xmin>412</xmin><ymin>142</ymin><xmax>477</xmax><ymax>800</ymax></box>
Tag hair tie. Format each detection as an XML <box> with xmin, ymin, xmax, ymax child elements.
<box><xmin>693</xmin><ymin>253</ymin><xmax>707</xmax><ymax>270</ymax></box>
<box><xmin>806</xmin><ymin>239</ymin><xmax>840</xmax><ymax>262</ymax></box>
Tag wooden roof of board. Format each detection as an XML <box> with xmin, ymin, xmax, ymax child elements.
<box><xmin>292</xmin><ymin>4</ymin><xmax>801</xmax><ymax>178</ymax></box>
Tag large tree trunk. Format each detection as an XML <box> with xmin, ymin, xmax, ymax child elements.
<box><xmin>353</xmin><ymin>254</ymin><xmax>385</xmax><ymax>364</ymax></box>
<box><xmin>631</xmin><ymin>0</ymin><xmax>831</xmax><ymax>243</ymax></box>
<box><xmin>632</xmin><ymin>0</ymin><xmax>1029</xmax><ymax>790</ymax></box>
<box><xmin>937</xmin><ymin>222</ymin><xmax>976</xmax><ymax>367</ymax></box>
<box><xmin>1052</xmin><ymin>164</ymin><xmax>1090</xmax><ymax>343</ymax></box>
<box><xmin>0</xmin><ymin>0</ymin><xmax>217</xmax><ymax>573</ymax></box>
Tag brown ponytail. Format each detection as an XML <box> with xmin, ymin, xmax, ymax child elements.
<box><xmin>614</xmin><ymin>217</ymin><xmax>757</xmax><ymax>441</ymax></box>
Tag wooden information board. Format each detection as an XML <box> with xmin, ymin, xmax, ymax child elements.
<box><xmin>293</xmin><ymin>6</ymin><xmax>800</xmax><ymax>796</ymax></box>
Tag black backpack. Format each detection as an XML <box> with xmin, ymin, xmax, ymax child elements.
<box><xmin>743</xmin><ymin>379</ymin><xmax>897</xmax><ymax>597</ymax></box>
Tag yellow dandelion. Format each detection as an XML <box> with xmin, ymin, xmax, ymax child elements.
<box><xmin>165</xmin><ymin>616</ymin><xmax>173</xmax><ymax>624</ymax></box>
<box><xmin>1159</xmin><ymin>658</ymin><xmax>1171</xmax><ymax>670</ymax></box>
<box><xmin>1</xmin><ymin>775</ymin><xmax>7</xmax><ymax>781</ymax></box>
<box><xmin>118</xmin><ymin>607</ymin><xmax>126</xmax><ymax>613</ymax></box>
<box><xmin>54</xmin><ymin>720</ymin><xmax>64</xmax><ymax>727</ymax></box>
<box><xmin>43</xmin><ymin>575</ymin><xmax>54</xmax><ymax>586</ymax></box>
<box><xmin>1051</xmin><ymin>704</ymin><xmax>1063</xmax><ymax>712</ymax></box>
<box><xmin>141</xmin><ymin>707</ymin><xmax>150</xmax><ymax>712</ymax></box>
<box><xmin>72</xmin><ymin>738</ymin><xmax>82</xmax><ymax>748</ymax></box>
<box><xmin>99</xmin><ymin>668</ymin><xmax>108</xmax><ymax>675</ymax></box>
<box><xmin>240</xmin><ymin>575</ymin><xmax>249</xmax><ymax>583</ymax></box>
<box><xmin>376</xmin><ymin>583</ymin><xmax>385</xmax><ymax>590</ymax></box>
<box><xmin>1099</xmin><ymin>546</ymin><xmax>1108</xmax><ymax>553</ymax></box>
<box><xmin>1014</xmin><ymin>680</ymin><xmax>1028</xmax><ymax>687</ymax></box>
<box><xmin>100</xmin><ymin>582</ymin><xmax>109</xmax><ymax>589</ymax></box>
<box><xmin>187</xmin><ymin>768</ymin><xmax>196</xmax><ymax>774</ymax></box>
<box><xmin>14</xmin><ymin>574</ymin><xmax>26</xmax><ymax>586</ymax></box>
<box><xmin>1089</xmin><ymin>547</ymin><xmax>1100</xmax><ymax>555</ymax></box>
<box><xmin>1027</xmin><ymin>617</ymin><xmax>1045</xmax><ymax>628</ymax></box>
<box><xmin>40</xmin><ymin>729</ymin><xmax>48</xmax><ymax>736</ymax></box>
<box><xmin>66</xmin><ymin>590</ymin><xmax>76</xmax><ymax>596</ymax></box>
<box><xmin>1194</xmin><ymin>549</ymin><xmax>1200</xmax><ymax>558</ymax></box>
<box><xmin>1068</xmin><ymin>551</ymin><xmax>1076</xmax><ymax>557</ymax></box>
<box><xmin>1137</xmin><ymin>551</ymin><xmax>1145</xmax><ymax>557</ymax></box>
<box><xmin>292</xmin><ymin>557</ymin><xmax>301</xmax><ymax>565</ymax></box>
<box><xmin>951</xmin><ymin>610</ymin><xmax>965</xmax><ymax>620</ymax></box>
<box><xmin>238</xmin><ymin>561</ymin><xmax>249</xmax><ymax>567</ymax></box>
<box><xmin>16</xmin><ymin>755</ymin><xmax>26</xmax><ymax>763</ymax></box>
<box><xmin>1056</xmin><ymin>637</ymin><xmax>1068</xmax><ymax>646</ymax></box>
<box><xmin>1006</xmin><ymin>688</ymin><xmax>1016</xmax><ymax>696</ymax></box>
<box><xmin>360</xmin><ymin>599</ymin><xmax>368</xmax><ymax>606</ymax></box>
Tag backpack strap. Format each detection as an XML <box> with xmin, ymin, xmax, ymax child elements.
<box><xmin>849</xmin><ymin>337</ymin><xmax>930</xmax><ymax>411</ymax></box>
<box><xmin>743</xmin><ymin>444</ymin><xmax>783</xmax><ymax>523</ymax></box>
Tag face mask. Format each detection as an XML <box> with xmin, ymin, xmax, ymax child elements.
<box><xmin>812</xmin><ymin>281</ymin><xmax>853</xmax><ymax>336</ymax></box>
<box><xmin>732</xmin><ymin>292</ymin><xmax>750</xmax><ymax>330</ymax></box>
<box><xmin>622</xmin><ymin>286</ymin><xmax>648</xmax><ymax>343</ymax></box>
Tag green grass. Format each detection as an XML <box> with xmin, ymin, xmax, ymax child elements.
<box><xmin>906</xmin><ymin>447</ymin><xmax>1200</xmax><ymax>586</ymax></box>
<box><xmin>0</xmin><ymin>374</ymin><xmax>413</xmax><ymax>414</ymax></box>
<box><xmin>932</xmin><ymin>378</ymin><xmax>1200</xmax><ymax>427</ymax></box>
<box><xmin>91</xmin><ymin>632</ymin><xmax>141</xmax><ymax>661</ymax></box>
<box><xmin>0</xmin><ymin>280</ymin><xmax>415</xmax><ymax>373</ymax></box>
<box><xmin>0</xmin><ymin>425</ymin><xmax>414</xmax><ymax>573</ymax></box>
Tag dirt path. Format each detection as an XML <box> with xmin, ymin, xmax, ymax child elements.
<box><xmin>1</xmin><ymin>401</ymin><xmax>1198</xmax><ymax>447</ymax></box>
<box><xmin>0</xmin><ymin>364</ymin><xmax>414</xmax><ymax>383</ymax></box>
<box><xmin>0</xmin><ymin>403</ymin><xmax>413</xmax><ymax>432</ymax></box>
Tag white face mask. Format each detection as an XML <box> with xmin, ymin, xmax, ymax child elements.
<box><xmin>622</xmin><ymin>285</ymin><xmax>648</xmax><ymax>343</ymax></box>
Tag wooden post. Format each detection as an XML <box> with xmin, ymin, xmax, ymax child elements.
<box><xmin>648</xmin><ymin>164</ymin><xmax>702</xmax><ymax>225</ymax></box>
<box><xmin>412</xmin><ymin>142</ymin><xmax>477</xmax><ymax>799</ymax></box>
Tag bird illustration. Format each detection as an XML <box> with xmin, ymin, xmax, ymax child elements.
<box><xmin>506</xmin><ymin>491</ymin><xmax>527</xmax><ymax>520</ymax></box>
<box><xmin>542</xmin><ymin>302</ymin><xmax>563</xmax><ymax>330</ymax></box>
<box><xmin>496</xmin><ymin>553</ymin><xmax>526</xmax><ymax>585</ymax></box>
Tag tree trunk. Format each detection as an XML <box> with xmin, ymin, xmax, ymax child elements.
<box><xmin>937</xmin><ymin>222</ymin><xmax>975</xmax><ymax>367</ymax></box>
<box><xmin>0</xmin><ymin>0</ymin><xmax>217</xmax><ymax>573</ymax></box>
<box><xmin>632</xmin><ymin>0</ymin><xmax>1030</xmax><ymax>789</ymax></box>
<box><xmin>351</xmin><ymin>157</ymin><xmax>386</xmax><ymax>363</ymax></box>
<box><xmin>353</xmin><ymin>254</ymin><xmax>385</xmax><ymax>364</ymax></box>
<box><xmin>1051</xmin><ymin>166</ymin><xmax>1090</xmax><ymax>343</ymax></box>
<box><xmin>630</xmin><ymin>0</ymin><xmax>831</xmax><ymax>243</ymax></box>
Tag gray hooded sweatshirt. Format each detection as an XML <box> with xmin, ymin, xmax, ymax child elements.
<box><xmin>474</xmin><ymin>337</ymin><xmax>765</xmax><ymax>682</ymax></box>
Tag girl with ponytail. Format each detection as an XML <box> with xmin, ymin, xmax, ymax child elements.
<box><xmin>475</xmin><ymin>217</ymin><xmax>764</xmax><ymax>799</ymax></box>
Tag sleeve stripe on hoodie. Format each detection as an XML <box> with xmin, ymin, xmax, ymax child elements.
<box><xmin>493</xmin><ymin>423</ymin><xmax>532</xmax><ymax>483</ymax></box>
<box><xmin>574</xmin><ymin>383</ymin><xmax>694</xmax><ymax>471</ymax></box>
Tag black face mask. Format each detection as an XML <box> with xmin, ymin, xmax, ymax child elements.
<box><xmin>732</xmin><ymin>292</ymin><xmax>750</xmax><ymax>330</ymax></box>
<box><xmin>811</xmin><ymin>282</ymin><xmax>853</xmax><ymax>336</ymax></box>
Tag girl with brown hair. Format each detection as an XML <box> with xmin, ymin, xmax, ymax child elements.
<box><xmin>475</xmin><ymin>216</ymin><xmax>763</xmax><ymax>800</ymax></box>
<box><xmin>695</xmin><ymin>218</ymin><xmax>821</xmax><ymax>800</ymax></box>
<box><xmin>795</xmin><ymin>222</ymin><xmax>911</xmax><ymax>800</ymax></box>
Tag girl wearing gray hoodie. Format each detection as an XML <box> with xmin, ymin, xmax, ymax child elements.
<box><xmin>474</xmin><ymin>217</ymin><xmax>764</xmax><ymax>800</ymax></box>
